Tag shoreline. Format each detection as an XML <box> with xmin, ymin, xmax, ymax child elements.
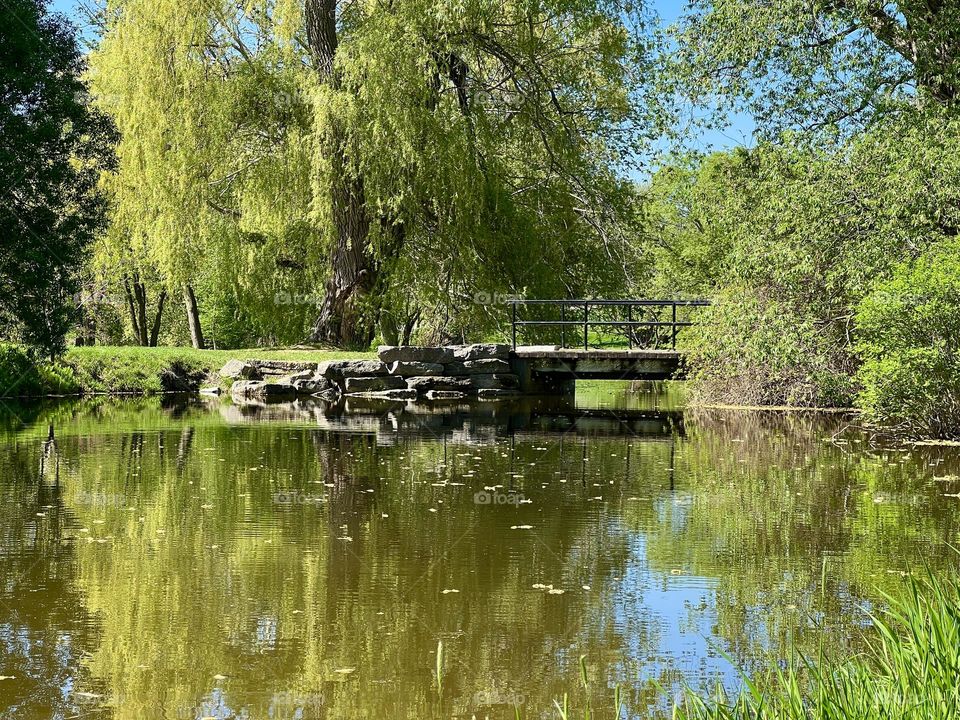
<box><xmin>696</xmin><ymin>403</ymin><xmax>858</xmax><ymax>413</ymax></box>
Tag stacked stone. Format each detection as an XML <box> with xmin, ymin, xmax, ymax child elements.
<box><xmin>221</xmin><ymin>344</ymin><xmax>520</xmax><ymax>402</ymax></box>
<box><xmin>221</xmin><ymin>359</ymin><xmax>337</xmax><ymax>401</ymax></box>
<box><xmin>374</xmin><ymin>344</ymin><xmax>519</xmax><ymax>400</ymax></box>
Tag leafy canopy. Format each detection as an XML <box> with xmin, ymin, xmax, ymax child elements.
<box><xmin>90</xmin><ymin>0</ymin><xmax>652</xmax><ymax>344</ymax></box>
<box><xmin>0</xmin><ymin>0</ymin><xmax>112</xmax><ymax>358</ymax></box>
<box><xmin>662</xmin><ymin>0</ymin><xmax>960</xmax><ymax>138</ymax></box>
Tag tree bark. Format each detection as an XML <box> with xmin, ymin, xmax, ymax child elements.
<box><xmin>401</xmin><ymin>310</ymin><xmax>419</xmax><ymax>346</ymax></box>
<box><xmin>304</xmin><ymin>0</ymin><xmax>377</xmax><ymax>349</ymax></box>
<box><xmin>183</xmin><ymin>284</ymin><xmax>205</xmax><ymax>349</ymax></box>
<box><xmin>150</xmin><ymin>289</ymin><xmax>166</xmax><ymax>347</ymax></box>
<box><xmin>379</xmin><ymin>311</ymin><xmax>400</xmax><ymax>346</ymax></box>
<box><xmin>123</xmin><ymin>275</ymin><xmax>144</xmax><ymax>345</ymax></box>
<box><xmin>132</xmin><ymin>274</ymin><xmax>149</xmax><ymax>346</ymax></box>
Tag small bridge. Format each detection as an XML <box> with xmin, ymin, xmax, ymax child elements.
<box><xmin>507</xmin><ymin>299</ymin><xmax>710</xmax><ymax>393</ymax></box>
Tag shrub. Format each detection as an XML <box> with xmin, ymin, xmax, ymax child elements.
<box><xmin>0</xmin><ymin>343</ymin><xmax>79</xmax><ymax>397</ymax></box>
<box><xmin>678</xmin><ymin>287</ymin><xmax>856</xmax><ymax>407</ymax></box>
<box><xmin>856</xmin><ymin>244</ymin><xmax>960</xmax><ymax>438</ymax></box>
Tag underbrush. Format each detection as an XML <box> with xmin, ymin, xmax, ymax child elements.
<box><xmin>677</xmin><ymin>287</ymin><xmax>857</xmax><ymax>409</ymax></box>
<box><xmin>856</xmin><ymin>243</ymin><xmax>960</xmax><ymax>439</ymax></box>
<box><xmin>0</xmin><ymin>344</ymin><xmax>79</xmax><ymax>397</ymax></box>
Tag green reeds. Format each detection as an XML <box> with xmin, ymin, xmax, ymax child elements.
<box><xmin>674</xmin><ymin>568</ymin><xmax>960</xmax><ymax>720</ymax></box>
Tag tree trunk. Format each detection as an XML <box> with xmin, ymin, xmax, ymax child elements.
<box><xmin>132</xmin><ymin>274</ymin><xmax>149</xmax><ymax>345</ymax></box>
<box><xmin>149</xmin><ymin>289</ymin><xmax>166</xmax><ymax>347</ymax></box>
<box><xmin>75</xmin><ymin>283</ymin><xmax>96</xmax><ymax>346</ymax></box>
<box><xmin>401</xmin><ymin>310</ymin><xmax>419</xmax><ymax>346</ymax></box>
<box><xmin>304</xmin><ymin>0</ymin><xmax>377</xmax><ymax>349</ymax></box>
<box><xmin>379</xmin><ymin>311</ymin><xmax>400</xmax><ymax>346</ymax></box>
<box><xmin>183</xmin><ymin>284</ymin><xmax>204</xmax><ymax>349</ymax></box>
<box><xmin>123</xmin><ymin>276</ymin><xmax>144</xmax><ymax>345</ymax></box>
<box><xmin>308</xmin><ymin>175</ymin><xmax>375</xmax><ymax>348</ymax></box>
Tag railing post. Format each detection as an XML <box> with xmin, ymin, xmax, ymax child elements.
<box><xmin>561</xmin><ymin>304</ymin><xmax>566</xmax><ymax>348</ymax></box>
<box><xmin>627</xmin><ymin>303</ymin><xmax>632</xmax><ymax>350</ymax></box>
<box><xmin>583</xmin><ymin>302</ymin><xmax>589</xmax><ymax>350</ymax></box>
<box><xmin>512</xmin><ymin>302</ymin><xmax>517</xmax><ymax>350</ymax></box>
<box><xmin>671</xmin><ymin>301</ymin><xmax>677</xmax><ymax>349</ymax></box>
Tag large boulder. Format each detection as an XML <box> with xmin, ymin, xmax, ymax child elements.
<box><xmin>219</xmin><ymin>359</ymin><xmax>260</xmax><ymax>380</ymax></box>
<box><xmin>323</xmin><ymin>360</ymin><xmax>389</xmax><ymax>380</ymax></box>
<box><xmin>230</xmin><ymin>380</ymin><xmax>297</xmax><ymax>399</ymax></box>
<box><xmin>259</xmin><ymin>381</ymin><xmax>298</xmax><ymax>397</ymax></box>
<box><xmin>281</xmin><ymin>368</ymin><xmax>316</xmax><ymax>384</ymax></box>
<box><xmin>445</xmin><ymin>359</ymin><xmax>512</xmax><ymax>375</ymax></box>
<box><xmin>344</xmin><ymin>375</ymin><xmax>407</xmax><ymax>394</ymax></box>
<box><xmin>292</xmin><ymin>372</ymin><xmax>335</xmax><ymax>395</ymax></box>
<box><xmin>377</xmin><ymin>346</ymin><xmax>455</xmax><ymax>364</ymax></box>
<box><xmin>453</xmin><ymin>343</ymin><xmax>511</xmax><ymax>361</ymax></box>
<box><xmin>253</xmin><ymin>360</ymin><xmax>318</xmax><ymax>375</ymax></box>
<box><xmin>387</xmin><ymin>361</ymin><xmax>445</xmax><ymax>377</ymax></box>
<box><xmin>406</xmin><ymin>376</ymin><xmax>474</xmax><ymax>393</ymax></box>
<box><xmin>471</xmin><ymin>374</ymin><xmax>520</xmax><ymax>390</ymax></box>
<box><xmin>229</xmin><ymin>380</ymin><xmax>258</xmax><ymax>397</ymax></box>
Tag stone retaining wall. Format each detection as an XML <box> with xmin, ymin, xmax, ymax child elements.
<box><xmin>223</xmin><ymin>344</ymin><xmax>520</xmax><ymax>402</ymax></box>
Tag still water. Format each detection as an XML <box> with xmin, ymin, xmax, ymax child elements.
<box><xmin>0</xmin><ymin>383</ymin><xmax>958</xmax><ymax>719</ymax></box>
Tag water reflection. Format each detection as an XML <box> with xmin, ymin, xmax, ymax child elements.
<box><xmin>0</xmin><ymin>388</ymin><xmax>957</xmax><ymax>719</ymax></box>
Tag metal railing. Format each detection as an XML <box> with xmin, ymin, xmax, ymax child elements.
<box><xmin>509</xmin><ymin>299</ymin><xmax>711</xmax><ymax>350</ymax></box>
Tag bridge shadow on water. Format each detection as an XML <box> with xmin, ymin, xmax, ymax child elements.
<box><xmin>214</xmin><ymin>393</ymin><xmax>685</xmax><ymax>444</ymax></box>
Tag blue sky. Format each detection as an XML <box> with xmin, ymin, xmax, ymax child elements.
<box><xmin>49</xmin><ymin>0</ymin><xmax>755</xmax><ymax>154</ymax></box>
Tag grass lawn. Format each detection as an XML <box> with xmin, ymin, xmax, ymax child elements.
<box><xmin>0</xmin><ymin>345</ymin><xmax>376</xmax><ymax>397</ymax></box>
<box><xmin>65</xmin><ymin>345</ymin><xmax>373</xmax><ymax>367</ymax></box>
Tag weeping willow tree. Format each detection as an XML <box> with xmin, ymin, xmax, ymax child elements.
<box><xmin>90</xmin><ymin>0</ymin><xmax>314</xmax><ymax>347</ymax></box>
<box><xmin>90</xmin><ymin>0</ymin><xmax>650</xmax><ymax>348</ymax></box>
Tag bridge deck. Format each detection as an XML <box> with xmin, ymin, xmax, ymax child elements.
<box><xmin>512</xmin><ymin>346</ymin><xmax>682</xmax><ymax>361</ymax></box>
<box><xmin>509</xmin><ymin>346</ymin><xmax>685</xmax><ymax>389</ymax></box>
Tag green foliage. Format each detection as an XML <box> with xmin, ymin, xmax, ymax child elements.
<box><xmin>89</xmin><ymin>0</ymin><xmax>649</xmax><ymax>346</ymax></box>
<box><xmin>678</xmin><ymin>288</ymin><xmax>855</xmax><ymax>407</ymax></box>
<box><xmin>643</xmin><ymin>113</ymin><xmax>960</xmax><ymax>414</ymax></box>
<box><xmin>0</xmin><ymin>344</ymin><xmax>79</xmax><ymax>397</ymax></box>
<box><xmin>324</xmin><ymin>0</ymin><xmax>648</xmax><ymax>338</ymax></box>
<box><xmin>640</xmin><ymin>0</ymin><xmax>960</xmax><ymax>429</ymax></box>
<box><xmin>0</xmin><ymin>0</ymin><xmax>113</xmax><ymax>358</ymax></box>
<box><xmin>673</xmin><ymin>569</ymin><xmax>960</xmax><ymax>720</ymax></box>
<box><xmin>661</xmin><ymin>0</ymin><xmax>960</xmax><ymax>138</ymax></box>
<box><xmin>856</xmin><ymin>243</ymin><xmax>960</xmax><ymax>438</ymax></box>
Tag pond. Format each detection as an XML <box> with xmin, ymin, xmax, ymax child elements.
<box><xmin>0</xmin><ymin>383</ymin><xmax>957</xmax><ymax>719</ymax></box>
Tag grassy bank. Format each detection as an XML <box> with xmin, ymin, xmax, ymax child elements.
<box><xmin>0</xmin><ymin>344</ymin><xmax>373</xmax><ymax>397</ymax></box>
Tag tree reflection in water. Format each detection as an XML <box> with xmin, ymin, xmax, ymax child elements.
<box><xmin>0</xmin><ymin>391</ymin><xmax>957</xmax><ymax>719</ymax></box>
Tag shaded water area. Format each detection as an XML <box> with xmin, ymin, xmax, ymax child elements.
<box><xmin>0</xmin><ymin>383</ymin><xmax>958</xmax><ymax>719</ymax></box>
